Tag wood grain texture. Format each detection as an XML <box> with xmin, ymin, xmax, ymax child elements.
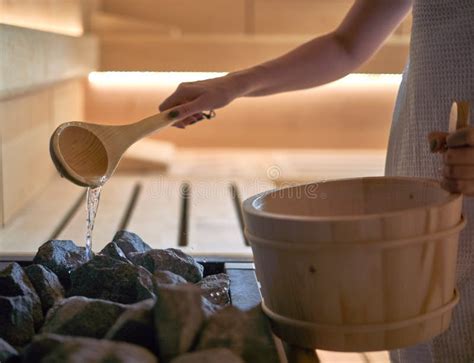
<box><xmin>243</xmin><ymin>177</ymin><xmax>463</xmax><ymax>351</ymax></box>
<box><xmin>50</xmin><ymin>112</ymin><xmax>176</xmax><ymax>186</ymax></box>
<box><xmin>127</xmin><ymin>177</ymin><xmax>182</xmax><ymax>249</ymax></box>
<box><xmin>0</xmin><ymin>176</ymin><xmax>83</xmax><ymax>258</ymax></box>
<box><xmin>0</xmin><ymin>0</ymin><xmax>84</xmax><ymax>36</ymax></box>
<box><xmin>101</xmin><ymin>0</ymin><xmax>246</xmax><ymax>34</ymax></box>
<box><xmin>0</xmin><ymin>79</ymin><xmax>85</xmax><ymax>225</ymax></box>
<box><xmin>0</xmin><ymin>24</ymin><xmax>97</xmax><ymax>100</ymax></box>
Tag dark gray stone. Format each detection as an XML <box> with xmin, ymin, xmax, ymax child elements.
<box><xmin>24</xmin><ymin>264</ymin><xmax>64</xmax><ymax>314</ymax></box>
<box><xmin>0</xmin><ymin>337</ymin><xmax>18</xmax><ymax>361</ymax></box>
<box><xmin>0</xmin><ymin>263</ymin><xmax>43</xmax><ymax>330</ymax></box>
<box><xmin>99</xmin><ymin>242</ymin><xmax>131</xmax><ymax>263</ymax></box>
<box><xmin>197</xmin><ymin>273</ymin><xmax>230</xmax><ymax>306</ymax></box>
<box><xmin>154</xmin><ymin>270</ymin><xmax>187</xmax><ymax>285</ymax></box>
<box><xmin>106</xmin><ymin>299</ymin><xmax>156</xmax><ymax>353</ymax></box>
<box><xmin>68</xmin><ymin>255</ymin><xmax>155</xmax><ymax>304</ymax></box>
<box><xmin>0</xmin><ymin>296</ymin><xmax>35</xmax><ymax>347</ymax></box>
<box><xmin>154</xmin><ymin>284</ymin><xmax>205</xmax><ymax>362</ymax></box>
<box><xmin>196</xmin><ymin>306</ymin><xmax>280</xmax><ymax>363</ymax></box>
<box><xmin>170</xmin><ymin>348</ymin><xmax>244</xmax><ymax>363</ymax></box>
<box><xmin>112</xmin><ymin>230</ymin><xmax>152</xmax><ymax>258</ymax></box>
<box><xmin>40</xmin><ymin>296</ymin><xmax>128</xmax><ymax>339</ymax></box>
<box><xmin>22</xmin><ymin>334</ymin><xmax>157</xmax><ymax>363</ymax></box>
<box><xmin>130</xmin><ymin>249</ymin><xmax>204</xmax><ymax>283</ymax></box>
<box><xmin>201</xmin><ymin>297</ymin><xmax>220</xmax><ymax>317</ymax></box>
<box><xmin>32</xmin><ymin>240</ymin><xmax>89</xmax><ymax>287</ymax></box>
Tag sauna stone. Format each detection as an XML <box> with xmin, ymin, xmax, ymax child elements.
<box><xmin>113</xmin><ymin>230</ymin><xmax>152</xmax><ymax>258</ymax></box>
<box><xmin>154</xmin><ymin>270</ymin><xmax>187</xmax><ymax>285</ymax></box>
<box><xmin>0</xmin><ymin>263</ymin><xmax>43</xmax><ymax>330</ymax></box>
<box><xmin>99</xmin><ymin>242</ymin><xmax>131</xmax><ymax>263</ymax></box>
<box><xmin>154</xmin><ymin>284</ymin><xmax>206</xmax><ymax>362</ymax></box>
<box><xmin>41</xmin><ymin>296</ymin><xmax>128</xmax><ymax>339</ymax></box>
<box><xmin>197</xmin><ymin>273</ymin><xmax>230</xmax><ymax>306</ymax></box>
<box><xmin>68</xmin><ymin>255</ymin><xmax>155</xmax><ymax>304</ymax></box>
<box><xmin>0</xmin><ymin>338</ymin><xmax>18</xmax><ymax>362</ymax></box>
<box><xmin>106</xmin><ymin>298</ymin><xmax>156</xmax><ymax>353</ymax></box>
<box><xmin>22</xmin><ymin>334</ymin><xmax>157</xmax><ymax>363</ymax></box>
<box><xmin>197</xmin><ymin>306</ymin><xmax>280</xmax><ymax>363</ymax></box>
<box><xmin>24</xmin><ymin>264</ymin><xmax>64</xmax><ymax>314</ymax></box>
<box><xmin>33</xmin><ymin>240</ymin><xmax>89</xmax><ymax>287</ymax></box>
<box><xmin>130</xmin><ymin>248</ymin><xmax>204</xmax><ymax>283</ymax></box>
<box><xmin>0</xmin><ymin>296</ymin><xmax>35</xmax><ymax>347</ymax></box>
<box><xmin>169</xmin><ymin>348</ymin><xmax>244</xmax><ymax>363</ymax></box>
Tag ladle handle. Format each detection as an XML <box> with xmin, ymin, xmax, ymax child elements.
<box><xmin>126</xmin><ymin>112</ymin><xmax>177</xmax><ymax>142</ymax></box>
<box><xmin>449</xmin><ymin>101</ymin><xmax>470</xmax><ymax>132</ymax></box>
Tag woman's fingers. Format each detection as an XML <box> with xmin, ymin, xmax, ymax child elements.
<box><xmin>428</xmin><ymin>132</ymin><xmax>449</xmax><ymax>153</ymax></box>
<box><xmin>446</xmin><ymin>127</ymin><xmax>474</xmax><ymax>148</ymax></box>
<box><xmin>443</xmin><ymin>165</ymin><xmax>474</xmax><ymax>179</ymax></box>
<box><xmin>172</xmin><ymin>113</ymin><xmax>205</xmax><ymax>129</ymax></box>
<box><xmin>442</xmin><ymin>178</ymin><xmax>474</xmax><ymax>196</ymax></box>
<box><xmin>443</xmin><ymin>147</ymin><xmax>474</xmax><ymax>165</ymax></box>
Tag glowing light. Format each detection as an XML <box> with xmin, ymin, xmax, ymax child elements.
<box><xmin>88</xmin><ymin>72</ymin><xmax>227</xmax><ymax>87</ymax></box>
<box><xmin>0</xmin><ymin>16</ymin><xmax>83</xmax><ymax>37</ymax></box>
<box><xmin>88</xmin><ymin>71</ymin><xmax>402</xmax><ymax>88</ymax></box>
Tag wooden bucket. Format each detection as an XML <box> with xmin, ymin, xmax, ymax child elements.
<box><xmin>242</xmin><ymin>177</ymin><xmax>465</xmax><ymax>351</ymax></box>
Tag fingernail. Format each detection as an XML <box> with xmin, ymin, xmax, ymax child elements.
<box><xmin>430</xmin><ymin>139</ymin><xmax>438</xmax><ymax>151</ymax></box>
<box><xmin>169</xmin><ymin>110</ymin><xmax>180</xmax><ymax>119</ymax></box>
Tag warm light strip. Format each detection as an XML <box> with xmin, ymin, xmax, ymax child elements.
<box><xmin>88</xmin><ymin>72</ymin><xmax>227</xmax><ymax>86</ymax></box>
<box><xmin>0</xmin><ymin>17</ymin><xmax>83</xmax><ymax>37</ymax></box>
<box><xmin>88</xmin><ymin>71</ymin><xmax>402</xmax><ymax>86</ymax></box>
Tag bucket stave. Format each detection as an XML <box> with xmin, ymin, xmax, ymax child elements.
<box><xmin>243</xmin><ymin>177</ymin><xmax>464</xmax><ymax>351</ymax></box>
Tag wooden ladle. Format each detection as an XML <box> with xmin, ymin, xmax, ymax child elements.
<box><xmin>50</xmin><ymin>111</ymin><xmax>184</xmax><ymax>187</ymax></box>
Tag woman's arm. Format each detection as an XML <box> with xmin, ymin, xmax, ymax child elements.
<box><xmin>160</xmin><ymin>0</ymin><xmax>412</xmax><ymax>127</ymax></box>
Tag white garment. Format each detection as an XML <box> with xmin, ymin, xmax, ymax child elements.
<box><xmin>386</xmin><ymin>1</ymin><xmax>474</xmax><ymax>362</ymax></box>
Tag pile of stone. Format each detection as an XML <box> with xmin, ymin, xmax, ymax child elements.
<box><xmin>0</xmin><ymin>231</ymin><xmax>279</xmax><ymax>363</ymax></box>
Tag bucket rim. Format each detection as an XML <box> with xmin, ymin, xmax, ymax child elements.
<box><xmin>243</xmin><ymin>176</ymin><xmax>461</xmax><ymax>223</ymax></box>
<box><xmin>245</xmin><ymin>216</ymin><xmax>466</xmax><ymax>249</ymax></box>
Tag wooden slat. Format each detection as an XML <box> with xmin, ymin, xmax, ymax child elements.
<box><xmin>0</xmin><ymin>79</ymin><xmax>85</xmax><ymax>225</ymax></box>
<box><xmin>101</xmin><ymin>0</ymin><xmax>246</xmax><ymax>34</ymax></box>
<box><xmin>270</xmin><ymin>150</ymin><xmax>386</xmax><ymax>184</ymax></box>
<box><xmin>57</xmin><ymin>176</ymin><xmax>138</xmax><ymax>252</ymax></box>
<box><xmin>1</xmin><ymin>88</ymin><xmax>57</xmax><ymax>225</ymax></box>
<box><xmin>186</xmin><ymin>179</ymin><xmax>250</xmax><ymax>257</ymax></box>
<box><xmin>316</xmin><ymin>350</ymin><xmax>390</xmax><ymax>362</ymax></box>
<box><xmin>91</xmin><ymin>11</ymin><xmax>180</xmax><ymax>36</ymax></box>
<box><xmin>127</xmin><ymin>177</ymin><xmax>181</xmax><ymax>249</ymax></box>
<box><xmin>0</xmin><ymin>24</ymin><xmax>97</xmax><ymax>100</ymax></box>
<box><xmin>0</xmin><ymin>176</ymin><xmax>83</xmax><ymax>259</ymax></box>
<box><xmin>254</xmin><ymin>0</ymin><xmax>352</xmax><ymax>35</ymax></box>
<box><xmin>0</xmin><ymin>0</ymin><xmax>85</xmax><ymax>36</ymax></box>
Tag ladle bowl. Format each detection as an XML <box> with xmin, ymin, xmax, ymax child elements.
<box><xmin>50</xmin><ymin>112</ymin><xmax>181</xmax><ymax>187</ymax></box>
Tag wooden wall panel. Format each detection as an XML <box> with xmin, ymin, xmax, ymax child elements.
<box><xmin>86</xmin><ymin>74</ymin><xmax>399</xmax><ymax>150</ymax></box>
<box><xmin>254</xmin><ymin>0</ymin><xmax>352</xmax><ymax>35</ymax></box>
<box><xmin>0</xmin><ymin>24</ymin><xmax>97</xmax><ymax>100</ymax></box>
<box><xmin>101</xmin><ymin>0</ymin><xmax>246</xmax><ymax>34</ymax></box>
<box><xmin>0</xmin><ymin>0</ymin><xmax>84</xmax><ymax>36</ymax></box>
<box><xmin>0</xmin><ymin>79</ymin><xmax>85</xmax><ymax>225</ymax></box>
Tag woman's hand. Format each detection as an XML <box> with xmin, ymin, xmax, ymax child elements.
<box><xmin>159</xmin><ymin>73</ymin><xmax>251</xmax><ymax>128</ymax></box>
<box><xmin>429</xmin><ymin>128</ymin><xmax>474</xmax><ymax>195</ymax></box>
